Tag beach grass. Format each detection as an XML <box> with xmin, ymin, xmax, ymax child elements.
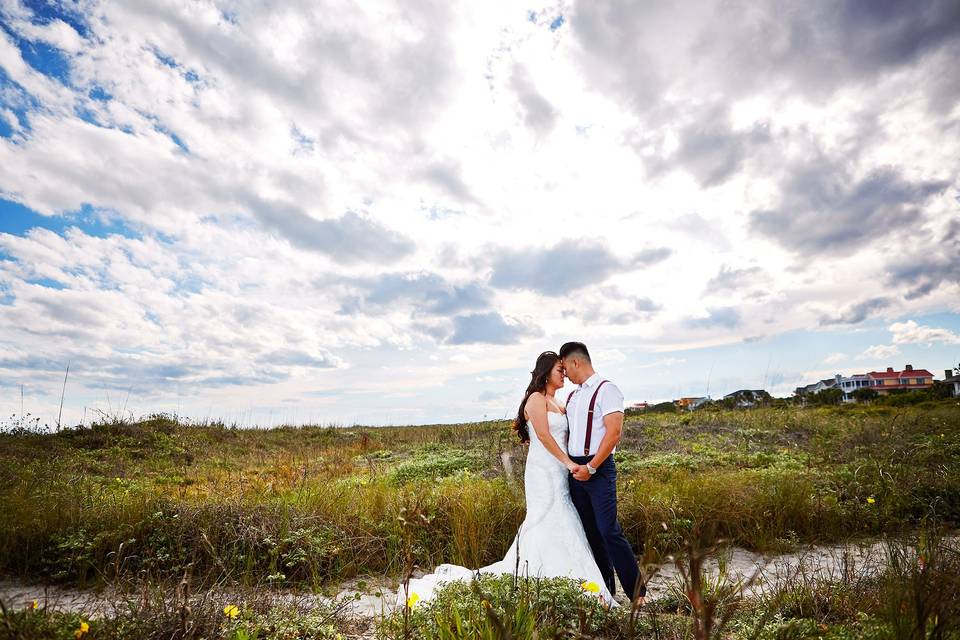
<box><xmin>1</xmin><ymin>402</ymin><xmax>958</xmax><ymax>591</ymax></box>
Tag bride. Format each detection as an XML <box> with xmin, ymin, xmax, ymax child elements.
<box><xmin>395</xmin><ymin>351</ymin><xmax>616</xmax><ymax>608</ymax></box>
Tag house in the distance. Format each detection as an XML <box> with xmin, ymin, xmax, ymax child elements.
<box><xmin>866</xmin><ymin>365</ymin><xmax>934</xmax><ymax>395</ymax></box>
<box><xmin>676</xmin><ymin>396</ymin><xmax>710</xmax><ymax>410</ymax></box>
<box><xmin>723</xmin><ymin>389</ymin><xmax>771</xmax><ymax>407</ymax></box>
<box><xmin>630</xmin><ymin>401</ymin><xmax>650</xmax><ymax>411</ymax></box>
<box><xmin>795</xmin><ymin>378</ymin><xmax>838</xmax><ymax>397</ymax></box>
<box><xmin>837</xmin><ymin>374</ymin><xmax>872</xmax><ymax>402</ymax></box>
<box><xmin>944</xmin><ymin>370</ymin><xmax>960</xmax><ymax>397</ymax></box>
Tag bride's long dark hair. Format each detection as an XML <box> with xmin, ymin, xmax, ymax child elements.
<box><xmin>513</xmin><ymin>351</ymin><xmax>560</xmax><ymax>444</ymax></box>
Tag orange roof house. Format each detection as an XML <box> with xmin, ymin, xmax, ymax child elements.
<box><xmin>866</xmin><ymin>364</ymin><xmax>934</xmax><ymax>394</ymax></box>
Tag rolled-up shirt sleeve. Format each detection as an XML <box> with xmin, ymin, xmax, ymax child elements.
<box><xmin>600</xmin><ymin>382</ymin><xmax>624</xmax><ymax>416</ymax></box>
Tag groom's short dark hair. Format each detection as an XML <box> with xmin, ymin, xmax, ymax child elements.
<box><xmin>559</xmin><ymin>341</ymin><xmax>591</xmax><ymax>363</ymax></box>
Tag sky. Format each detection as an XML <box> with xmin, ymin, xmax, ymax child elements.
<box><xmin>0</xmin><ymin>0</ymin><xmax>959</xmax><ymax>428</ymax></box>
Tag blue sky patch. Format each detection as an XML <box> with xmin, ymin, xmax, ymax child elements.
<box><xmin>73</xmin><ymin>103</ymin><xmax>101</xmax><ymax>127</ymax></box>
<box><xmin>152</xmin><ymin>48</ymin><xmax>202</xmax><ymax>86</ymax></box>
<box><xmin>73</xmin><ymin>102</ymin><xmax>135</xmax><ymax>134</ymax></box>
<box><xmin>0</xmin><ymin>199</ymin><xmax>142</xmax><ymax>240</ymax></box>
<box><xmin>153</xmin><ymin>49</ymin><xmax>179</xmax><ymax>69</ymax></box>
<box><xmin>88</xmin><ymin>85</ymin><xmax>112</xmax><ymax>101</ymax></box>
<box><xmin>162</xmin><ymin>128</ymin><xmax>190</xmax><ymax>153</ymax></box>
<box><xmin>26</xmin><ymin>277</ymin><xmax>66</xmax><ymax>290</ymax></box>
<box><xmin>549</xmin><ymin>15</ymin><xmax>565</xmax><ymax>31</ymax></box>
<box><xmin>290</xmin><ymin>125</ymin><xmax>314</xmax><ymax>155</ymax></box>
<box><xmin>137</xmin><ymin>109</ymin><xmax>190</xmax><ymax>153</ymax></box>
<box><xmin>15</xmin><ymin>38</ymin><xmax>71</xmax><ymax>83</ymax></box>
<box><xmin>0</xmin><ymin>68</ymin><xmax>40</xmax><ymax>138</ymax></box>
<box><xmin>22</xmin><ymin>0</ymin><xmax>90</xmax><ymax>38</ymax></box>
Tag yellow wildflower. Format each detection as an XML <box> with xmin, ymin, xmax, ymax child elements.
<box><xmin>74</xmin><ymin>620</ymin><xmax>89</xmax><ymax>639</ymax></box>
<box><xmin>31</xmin><ymin>599</ymin><xmax>38</xmax><ymax>609</ymax></box>
<box><xmin>223</xmin><ymin>604</ymin><xmax>240</xmax><ymax>619</ymax></box>
<box><xmin>866</xmin><ymin>496</ymin><xmax>876</xmax><ymax>505</ymax></box>
<box><xmin>406</xmin><ymin>592</ymin><xmax>420</xmax><ymax>608</ymax></box>
<box><xmin>581</xmin><ymin>581</ymin><xmax>600</xmax><ymax>593</ymax></box>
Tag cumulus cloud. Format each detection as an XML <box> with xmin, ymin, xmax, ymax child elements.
<box><xmin>510</xmin><ymin>64</ymin><xmax>558</xmax><ymax>136</ymax></box>
<box><xmin>695</xmin><ymin>0</ymin><xmax>960</xmax><ymax>100</ymax></box>
<box><xmin>477</xmin><ymin>388</ymin><xmax>512</xmax><ymax>402</ymax></box>
<box><xmin>338</xmin><ymin>271</ymin><xmax>492</xmax><ymax>316</ymax></box>
<box><xmin>634</xmin><ymin>297</ymin><xmax>661</xmax><ymax>312</ymax></box>
<box><xmin>646</xmin><ymin>103</ymin><xmax>771</xmax><ymax>187</ymax></box>
<box><xmin>861</xmin><ymin>344</ymin><xmax>901</xmax><ymax>360</ymax></box>
<box><xmin>560</xmin><ymin>287</ymin><xmax>662</xmax><ymax>327</ymax></box>
<box><xmin>488</xmin><ymin>241</ymin><xmax>670</xmax><ymax>295</ymax></box>
<box><xmin>820</xmin><ymin>297</ymin><xmax>892</xmax><ymax>326</ymax></box>
<box><xmin>889</xmin><ymin>320</ymin><xmax>960</xmax><ymax>345</ymax></box>
<box><xmin>750</xmin><ymin>164</ymin><xmax>949</xmax><ymax>257</ymax></box>
<box><xmin>685</xmin><ymin>307</ymin><xmax>741</xmax><ymax>330</ymax></box>
<box><xmin>885</xmin><ymin>220</ymin><xmax>960</xmax><ymax>299</ymax></box>
<box><xmin>706</xmin><ymin>265</ymin><xmax>768</xmax><ymax>293</ymax></box>
<box><xmin>420</xmin><ymin>159</ymin><xmax>479</xmax><ymax>205</ymax></box>
<box><xmin>0</xmin><ymin>223</ymin><xmax>351</xmax><ymax>399</ymax></box>
<box><xmin>447</xmin><ymin>312</ymin><xmax>542</xmax><ymax>345</ymax></box>
<box><xmin>246</xmin><ymin>200</ymin><xmax>414</xmax><ymax>264</ymax></box>
<box><xmin>572</xmin><ymin>0</ymin><xmax>960</xmax><ymax>124</ymax></box>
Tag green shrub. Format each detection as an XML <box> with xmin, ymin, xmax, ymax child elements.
<box><xmin>390</xmin><ymin>446</ymin><xmax>487</xmax><ymax>484</ymax></box>
<box><xmin>381</xmin><ymin>573</ymin><xmax>624</xmax><ymax>639</ymax></box>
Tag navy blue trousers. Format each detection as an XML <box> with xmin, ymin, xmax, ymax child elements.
<box><xmin>568</xmin><ymin>454</ymin><xmax>644</xmax><ymax>598</ymax></box>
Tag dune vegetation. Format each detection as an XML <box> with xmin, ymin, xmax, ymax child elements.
<box><xmin>1</xmin><ymin>401</ymin><xmax>959</xmax><ymax>638</ymax></box>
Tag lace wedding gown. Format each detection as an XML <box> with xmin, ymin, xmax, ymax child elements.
<box><xmin>395</xmin><ymin>411</ymin><xmax>615</xmax><ymax>608</ymax></box>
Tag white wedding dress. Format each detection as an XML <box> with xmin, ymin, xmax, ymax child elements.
<box><xmin>395</xmin><ymin>411</ymin><xmax>615</xmax><ymax>608</ymax></box>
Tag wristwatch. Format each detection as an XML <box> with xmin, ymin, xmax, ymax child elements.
<box><xmin>586</xmin><ymin>463</ymin><xmax>597</xmax><ymax>475</ymax></box>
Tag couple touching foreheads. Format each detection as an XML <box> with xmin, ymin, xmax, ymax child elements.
<box><xmin>397</xmin><ymin>342</ymin><xmax>646</xmax><ymax>609</ymax></box>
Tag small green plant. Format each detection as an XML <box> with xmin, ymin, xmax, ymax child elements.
<box><xmin>389</xmin><ymin>446</ymin><xmax>487</xmax><ymax>484</ymax></box>
<box><xmin>381</xmin><ymin>572</ymin><xmax>623</xmax><ymax>639</ymax></box>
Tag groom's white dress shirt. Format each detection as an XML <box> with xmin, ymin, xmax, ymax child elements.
<box><xmin>565</xmin><ymin>372</ymin><xmax>625</xmax><ymax>457</ymax></box>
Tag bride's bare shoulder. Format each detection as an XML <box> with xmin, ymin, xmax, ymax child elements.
<box><xmin>523</xmin><ymin>391</ymin><xmax>546</xmax><ymax>413</ymax></box>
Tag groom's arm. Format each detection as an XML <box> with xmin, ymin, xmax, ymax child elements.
<box><xmin>574</xmin><ymin>383</ymin><xmax>624</xmax><ymax>480</ymax></box>
<box><xmin>590</xmin><ymin>382</ymin><xmax>624</xmax><ymax>468</ymax></box>
<box><xmin>587</xmin><ymin>411</ymin><xmax>622</xmax><ymax>469</ymax></box>
<box><xmin>572</xmin><ymin>413</ymin><xmax>621</xmax><ymax>480</ymax></box>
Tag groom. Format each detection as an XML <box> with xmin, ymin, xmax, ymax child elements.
<box><xmin>560</xmin><ymin>341</ymin><xmax>645</xmax><ymax>604</ymax></box>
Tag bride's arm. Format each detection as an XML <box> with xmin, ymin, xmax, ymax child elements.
<box><xmin>526</xmin><ymin>392</ymin><xmax>579</xmax><ymax>473</ymax></box>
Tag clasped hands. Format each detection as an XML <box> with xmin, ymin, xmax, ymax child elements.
<box><xmin>566</xmin><ymin>462</ymin><xmax>592</xmax><ymax>481</ymax></box>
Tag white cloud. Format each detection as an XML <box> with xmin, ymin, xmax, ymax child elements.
<box><xmin>595</xmin><ymin>348</ymin><xmax>627</xmax><ymax>363</ymax></box>
<box><xmin>861</xmin><ymin>344</ymin><xmax>901</xmax><ymax>360</ymax></box>
<box><xmin>635</xmin><ymin>357</ymin><xmax>685</xmax><ymax>369</ymax></box>
<box><xmin>889</xmin><ymin>320</ymin><xmax>960</xmax><ymax>346</ymax></box>
<box><xmin>823</xmin><ymin>353</ymin><xmax>847</xmax><ymax>365</ymax></box>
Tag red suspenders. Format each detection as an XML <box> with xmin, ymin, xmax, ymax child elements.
<box><xmin>567</xmin><ymin>380</ymin><xmax>609</xmax><ymax>455</ymax></box>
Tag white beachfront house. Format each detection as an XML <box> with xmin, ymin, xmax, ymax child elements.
<box><xmin>836</xmin><ymin>374</ymin><xmax>872</xmax><ymax>402</ymax></box>
<box><xmin>944</xmin><ymin>370</ymin><xmax>960</xmax><ymax>397</ymax></box>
